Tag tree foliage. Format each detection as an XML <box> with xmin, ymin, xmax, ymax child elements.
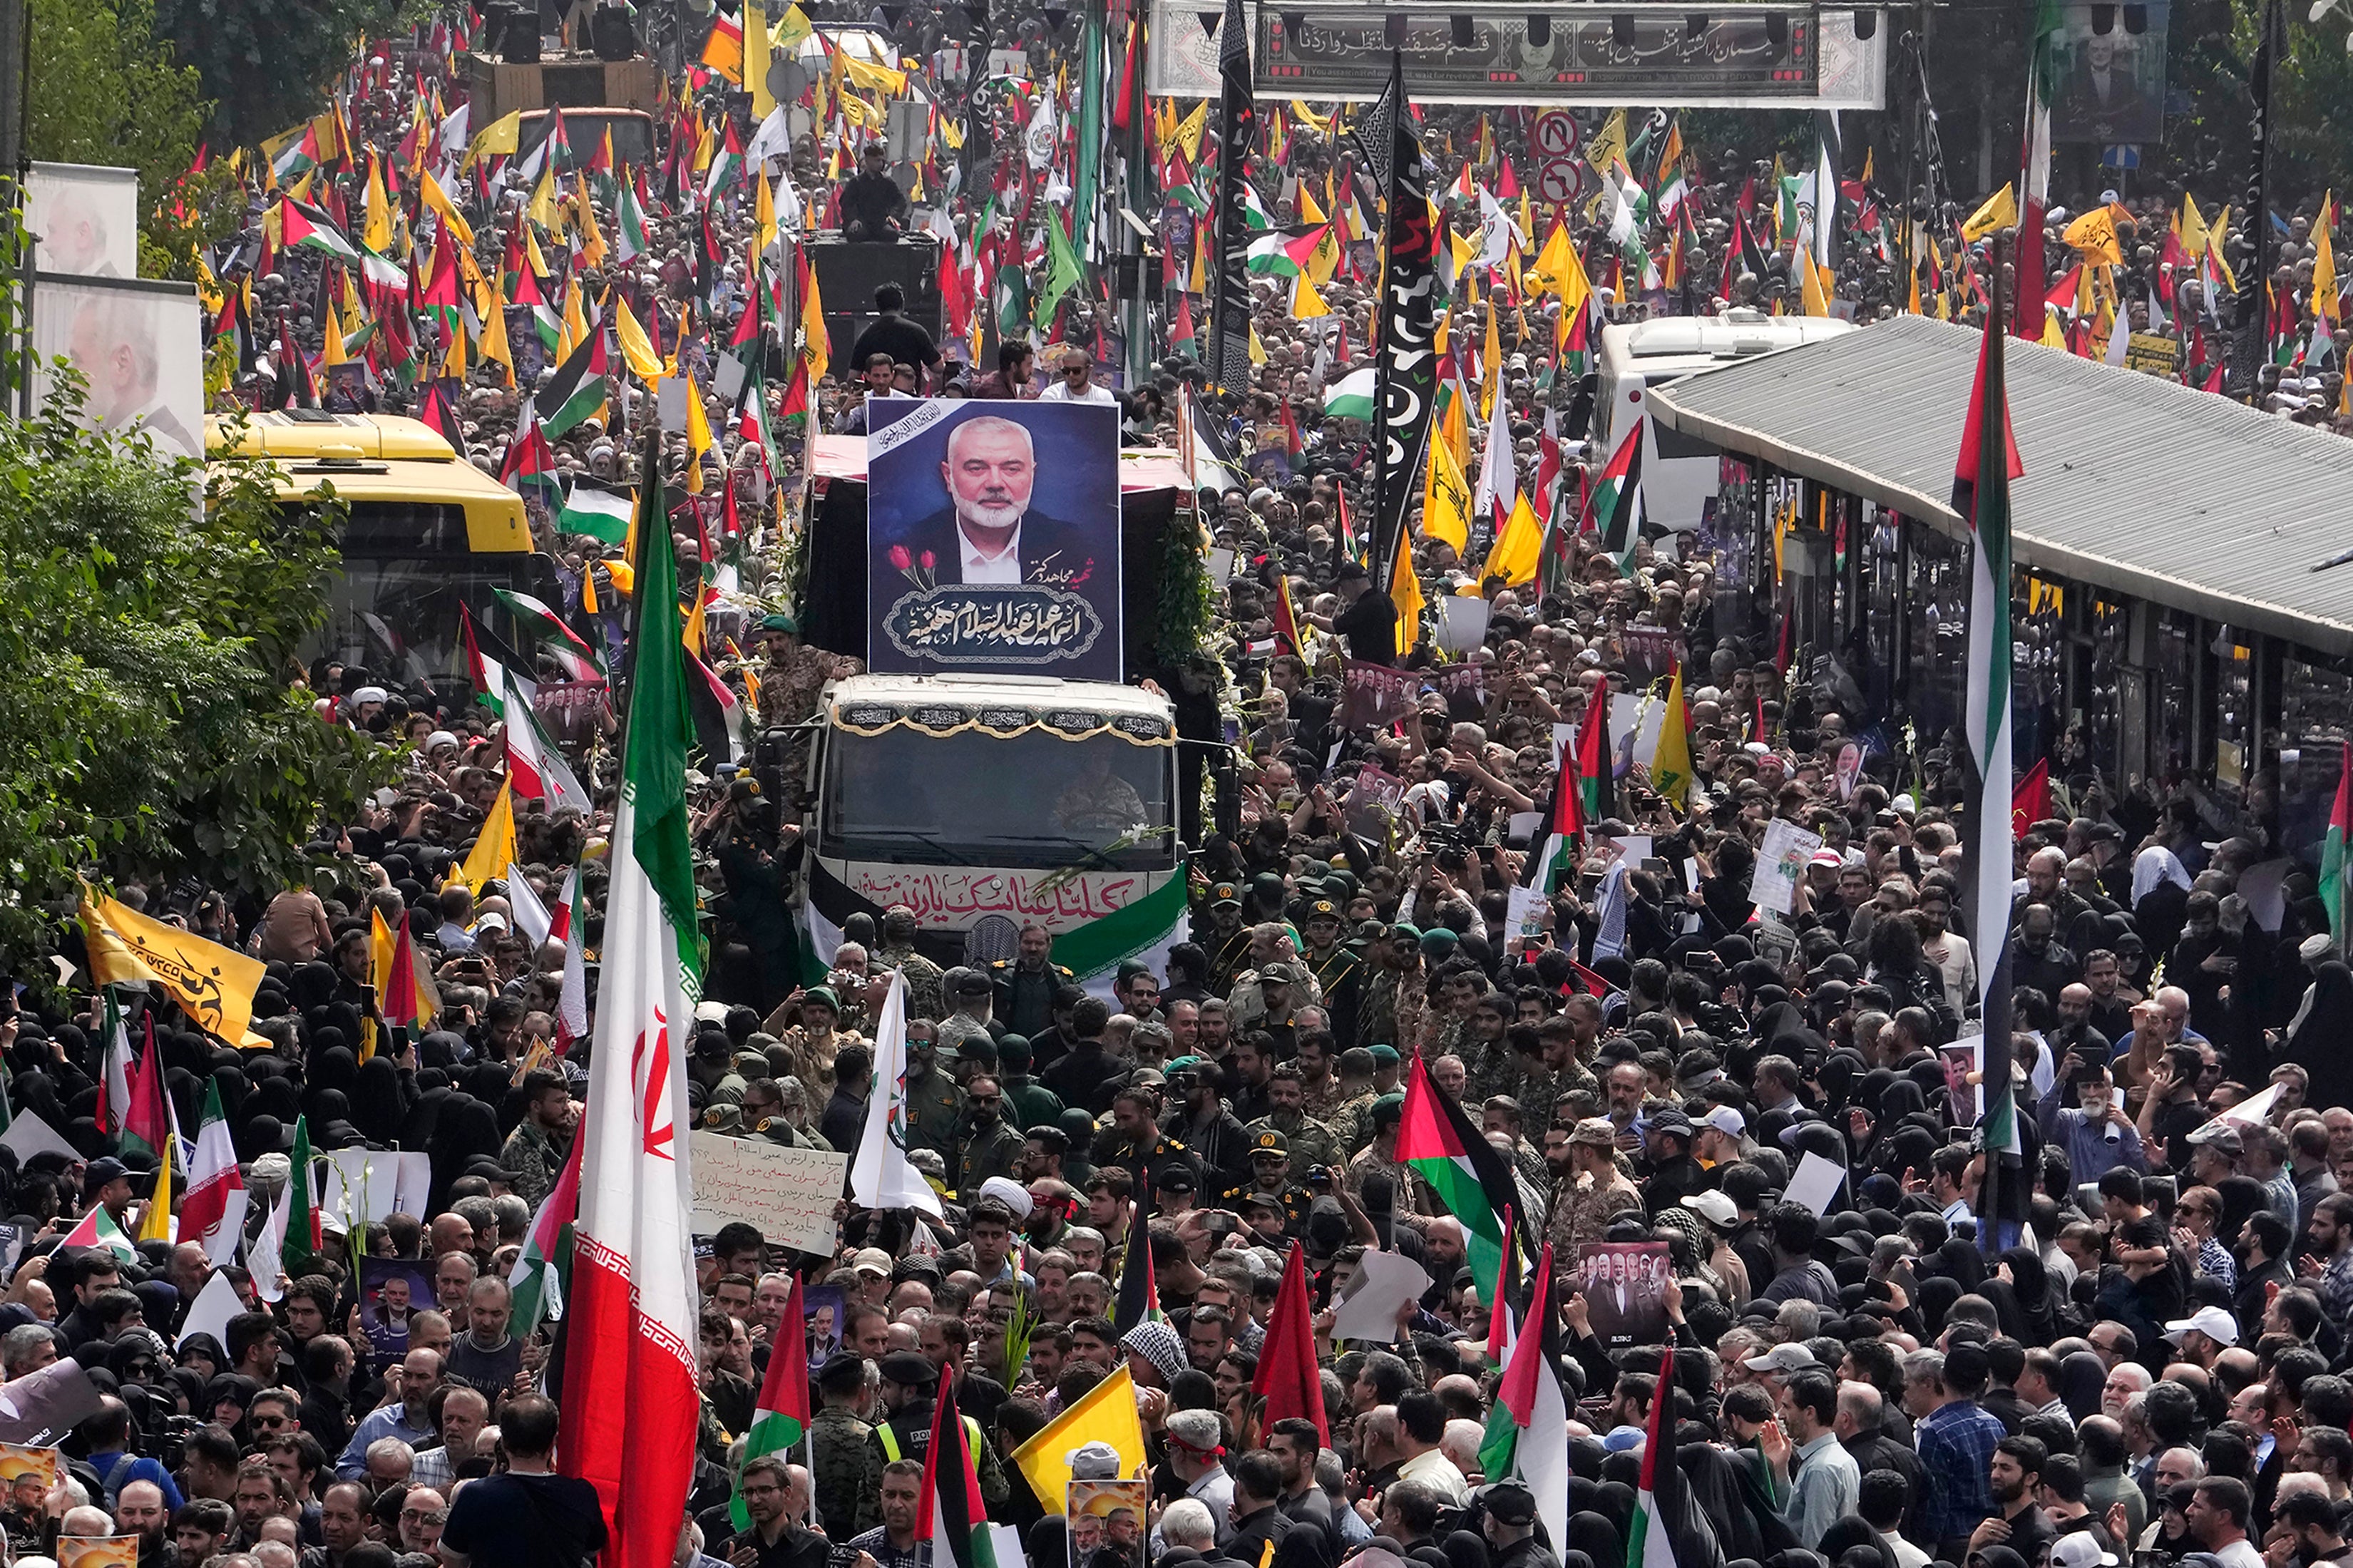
<box><xmin>148</xmin><ymin>0</ymin><xmax>408</xmax><ymax>153</ymax></box>
<box><xmin>24</xmin><ymin>0</ymin><xmax>239</xmax><ymax>277</ymax></box>
<box><xmin>0</xmin><ymin>382</ymin><xmax>397</xmax><ymax>965</ymax></box>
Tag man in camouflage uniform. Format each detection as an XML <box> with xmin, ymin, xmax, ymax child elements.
<box><xmin>1296</xmin><ymin>1031</ymin><xmax>1348</xmax><ymax>1124</ymax></box>
<box><xmin>1359</xmin><ymin>928</ymin><xmax>1427</xmax><ymax>1060</ymax></box>
<box><xmin>1298</xmin><ymin>901</ymin><xmax>1363</xmax><ymax>1050</ymax></box>
<box><xmin>1460</xmin><ymin>991</ymin><xmax>1522</xmax><ymax>1107</ymax></box>
<box><xmin>1323</xmin><ymin>1046</ymin><xmax>1383</xmax><ymax>1154</ymax></box>
<box><xmin>1226</xmin><ymin>960</ymin><xmax>1317</xmax><ymax>1040</ymax></box>
<box><xmin>1342</xmin><ymin>1093</ymin><xmax>1427</xmax><ymax>1231</ymax></box>
<box><xmin>762</xmin><ymin>988</ymin><xmax>866</xmax><ymax>1095</ymax></box>
<box><xmin>989</xmin><ymin>926</ymin><xmax>1075</xmax><ymax>1040</ymax></box>
<box><xmin>1218</xmin><ymin>1129</ymin><xmax>1314</xmax><ymax>1238</ymax></box>
<box><xmin>1245</xmin><ymin>1065</ymin><xmax>1343</xmax><ymax>1177</ymax></box>
<box><xmin>876</xmin><ymin>906</ymin><xmax>946</xmax><ymax>1023</ymax></box>
<box><xmin>900</xmin><ymin>1019</ymin><xmax>965</xmax><ymax>1171</ymax></box>
<box><xmin>1547</xmin><ymin>1117</ymin><xmax>1644</xmax><ymax>1255</ymax></box>
<box><xmin>752</xmin><ymin>613</ymin><xmax>863</xmax><ymax>809</ymax></box>
<box><xmin>1199</xmin><ymin>884</ymin><xmax>1254</xmax><ymax>997</ymax></box>
<box><xmin>808</xmin><ymin>1351</ymin><xmax>874</xmax><ymax>1542</ymax></box>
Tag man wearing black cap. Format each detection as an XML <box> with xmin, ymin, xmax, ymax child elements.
<box><xmin>854</xmin><ymin>1352</ymin><xmax>1006</xmax><ymax>1533</ymax></box>
<box><xmin>1298</xmin><ymin>901</ymin><xmax>1362</xmax><ymax>1050</ymax></box>
<box><xmin>1481</xmin><ymin>1482</ymin><xmax>1560</xmax><ymax>1568</ymax></box>
<box><xmin>1641</xmin><ymin>1110</ymin><xmax>1708</xmax><ymax>1216</ymax></box>
<box><xmin>1320</xmin><ymin>560</ymin><xmax>1398</xmax><ymax>666</ymax></box>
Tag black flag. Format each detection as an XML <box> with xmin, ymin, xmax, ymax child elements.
<box><xmin>1208</xmin><ymin>0</ymin><xmax>1256</xmax><ymax>401</ymax></box>
<box><xmin>1362</xmin><ymin>52</ymin><xmax>1437</xmax><ymax>593</ymax></box>
<box><xmin>2230</xmin><ymin>0</ymin><xmax>2281</xmax><ymax>401</ymax></box>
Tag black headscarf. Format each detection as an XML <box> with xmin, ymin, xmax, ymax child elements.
<box><xmin>348</xmin><ymin>1057</ymin><xmax>407</xmax><ymax>1146</ymax></box>
<box><xmin>2285</xmin><ymin>960</ymin><xmax>2353</xmax><ymax>1111</ymax></box>
<box><xmin>2059</xmin><ymin>1351</ymin><xmax>2108</xmax><ymax>1421</ymax></box>
<box><xmin>1566</xmin><ymin>1515</ymin><xmax>1624</xmax><ymax>1568</ymax></box>
<box><xmin>426</xmin><ymin>1097</ymin><xmax>501</xmax><ymax>1211</ymax></box>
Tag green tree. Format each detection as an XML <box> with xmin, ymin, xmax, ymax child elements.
<box><xmin>24</xmin><ymin>0</ymin><xmax>238</xmax><ymax>277</ymax></box>
<box><xmin>0</xmin><ymin>380</ymin><xmax>396</xmax><ymax>967</ymax></box>
<box><xmin>148</xmin><ymin>0</ymin><xmax>408</xmax><ymax>152</ymax></box>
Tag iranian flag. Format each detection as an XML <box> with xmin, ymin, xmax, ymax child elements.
<box><xmin>179</xmin><ymin>1079</ymin><xmax>249</xmax><ymax>1266</ymax></box>
<box><xmin>59</xmin><ymin>1204</ymin><xmax>136</xmax><ymax>1261</ymax></box>
<box><xmin>918</xmin><ymin>1372</ymin><xmax>998</xmax><ymax>1568</ymax></box>
<box><xmin>121</xmin><ymin>1018</ymin><xmax>170</xmax><ymax>1162</ymax></box>
<box><xmin>2013</xmin><ymin>0</ymin><xmax>2063</xmax><ymax>337</ymax></box>
<box><xmin>1480</xmin><ymin>1242</ymin><xmax>1570</xmax><ymax>1554</ymax></box>
<box><xmin>2324</xmin><ymin>743</ymin><xmax>2352</xmax><ymax>948</ymax></box>
<box><xmin>729</xmin><ymin>1272</ymin><xmax>812</xmax><ymax>1529</ymax></box>
<box><xmin>285</xmin><ymin>1113</ymin><xmax>324</xmax><ymax>1276</ymax></box>
<box><xmin>1396</xmin><ymin>1050</ymin><xmax>1519</xmax><ymax>1303</ymax></box>
<box><xmin>1626</xmin><ymin>1343</ymin><xmax>1685</xmax><ymax>1568</ymax></box>
<box><xmin>1579</xmin><ymin>421</ymin><xmax>1644</xmax><ymax>578</ymax></box>
<box><xmin>557</xmin><ymin>434</ymin><xmax>703</xmax><ymax>1568</ymax></box>
<box><xmin>98</xmin><ymin>991</ymin><xmax>135</xmax><ymax>1139</ymax></box>
<box><xmin>553</xmin><ymin>865</ymin><xmax>590</xmax><ymax>1052</ymax></box>
<box><xmin>1572</xmin><ymin>677</ymin><xmax>1614</xmax><ymax>826</ymax></box>
<box><xmin>510</xmin><ymin>1129</ymin><xmax>582</xmax><ymax>1338</ymax></box>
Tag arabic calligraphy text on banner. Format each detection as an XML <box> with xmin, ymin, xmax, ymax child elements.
<box><xmin>690</xmin><ymin>1132</ymin><xmax>849</xmax><ymax>1256</ymax></box>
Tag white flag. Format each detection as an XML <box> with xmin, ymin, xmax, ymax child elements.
<box><xmin>850</xmin><ymin>973</ymin><xmax>945</xmax><ymax>1216</ymax></box>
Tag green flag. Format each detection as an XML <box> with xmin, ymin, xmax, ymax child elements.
<box><xmin>625</xmin><ymin>431</ymin><xmax>703</xmax><ymax>978</ymax></box>
<box><xmin>1034</xmin><ymin>213</ymin><xmax>1084</xmax><ymax>332</ymax></box>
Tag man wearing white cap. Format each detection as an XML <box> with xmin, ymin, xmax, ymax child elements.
<box><xmin>1696</xmin><ymin>1106</ymin><xmax>1754</xmax><ymax>1167</ymax></box>
<box><xmin>2160</xmin><ymin>1305</ymin><xmax>2239</xmax><ymax>1369</ymax></box>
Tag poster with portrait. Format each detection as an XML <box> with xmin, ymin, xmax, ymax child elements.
<box><xmin>357</xmin><ymin>1257</ymin><xmax>433</xmax><ymax>1368</ymax></box>
<box><xmin>1068</xmin><ymin>1479</ymin><xmax>1149</xmax><ymax>1568</ymax></box>
<box><xmin>866</xmin><ymin>399</ymin><xmax>1124</xmax><ymax>680</ymax></box>
<box><xmin>29</xmin><ymin>274</ymin><xmax>204</xmax><ymax>461</ymax></box>
<box><xmin>803</xmin><ymin>1285</ymin><xmax>849</xmax><ymax>1370</ymax></box>
<box><xmin>1939</xmin><ymin>1036</ymin><xmax>1984</xmax><ymax>1126</ymax></box>
<box><xmin>1574</xmin><ymin>1240</ymin><xmax>1672</xmax><ymax>1348</ymax></box>
<box><xmin>2051</xmin><ymin>2</ymin><xmax>2169</xmax><ymax>144</ymax></box>
<box><xmin>56</xmin><ymin>1537</ymin><xmax>139</xmax><ymax>1568</ymax></box>
<box><xmin>26</xmin><ymin>164</ymin><xmax>138</xmax><ymax>277</ymax></box>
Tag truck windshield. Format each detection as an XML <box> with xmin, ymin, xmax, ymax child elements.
<box><xmin>819</xmin><ymin>726</ymin><xmax>1175</xmax><ymax>871</ymax></box>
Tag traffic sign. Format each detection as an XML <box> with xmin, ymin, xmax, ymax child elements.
<box><xmin>1532</xmin><ymin>111</ymin><xmax>1580</xmax><ymax>160</ymax></box>
<box><xmin>1534</xmin><ymin>160</ymin><xmax>1582</xmax><ymax>204</ymax></box>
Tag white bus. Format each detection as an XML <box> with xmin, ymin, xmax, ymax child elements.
<box><xmin>1596</xmin><ymin>310</ymin><xmax>1857</xmax><ymax>533</ymax></box>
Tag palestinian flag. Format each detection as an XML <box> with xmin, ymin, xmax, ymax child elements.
<box><xmin>1246</xmin><ymin>230</ymin><xmax>1302</xmax><ymax>277</ymax></box>
<box><xmin>1626</xmin><ymin>1343</ymin><xmax>1685</xmax><ymax>1568</ymax></box>
<box><xmin>1323</xmin><ymin>365</ymin><xmax>1375</xmax><ymax>421</ymax></box>
<box><xmin>1573</xmin><ymin>680</ymin><xmax>1614</xmax><ymax>826</ymax></box>
<box><xmin>1396</xmin><ymin>1050</ymin><xmax>1518</xmax><ymax>1302</ymax></box>
<box><xmin>419</xmin><ymin>379</ymin><xmax>469</xmax><ymax>458</ymax></box>
<box><xmin>1112</xmin><ymin>1169</ymin><xmax>1161</xmax><ymax>1332</ymax></box>
<box><xmin>59</xmin><ymin>1204</ymin><xmax>137</xmax><ymax>1262</ymax></box>
<box><xmin>539</xmin><ymin>327</ymin><xmax>611</xmax><ymax>440</ymax></box>
<box><xmin>918</xmin><ymin>1373</ymin><xmax>998</xmax><ymax>1568</ymax></box>
<box><xmin>280</xmin><ymin>198</ymin><xmax>362</xmax><ymax>265</ymax></box>
<box><xmin>121</xmin><ymin>1018</ymin><xmax>169</xmax><ymax>1162</ymax></box>
<box><xmin>509</xmin><ymin>1128</ymin><xmax>582</xmax><ymax>1338</ymax></box>
<box><xmin>501</xmin><ymin>406</ymin><xmax>564</xmax><ymax>505</ymax></box>
<box><xmin>2324</xmin><ymin>742</ymin><xmax>2352</xmax><ymax>948</ymax></box>
<box><xmin>1479</xmin><ymin>1241</ymin><xmax>1570</xmax><ymax>1549</ymax></box>
<box><xmin>560</xmin><ymin>480</ymin><xmax>635</xmax><ymax>543</ymax></box>
<box><xmin>267</xmin><ymin>121</ymin><xmax>322</xmax><ymax>185</ymax></box>
<box><xmin>730</xmin><ymin>1272</ymin><xmax>813</xmax><ymax>1529</ymax></box>
<box><xmin>493</xmin><ymin>585</ymin><xmax>605</xmax><ymax>677</ymax></box>
<box><xmin>1580</xmin><ymin>421</ymin><xmax>1644</xmax><ymax>578</ymax></box>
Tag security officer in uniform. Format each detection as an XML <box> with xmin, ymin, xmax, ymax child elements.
<box><xmin>900</xmin><ymin>1022</ymin><xmax>965</xmax><ymax>1172</ymax></box>
<box><xmin>1092</xmin><ymin>1085</ymin><xmax>1202</xmax><ymax>1193</ymax></box>
<box><xmin>854</xmin><ymin>1352</ymin><xmax>1009</xmax><ymax>1533</ymax></box>
<box><xmin>955</xmin><ymin>1073</ymin><xmax>1026</xmax><ymax>1196</ymax></box>
<box><xmin>1219</xmin><ymin>1129</ymin><xmax>1313</xmax><ymax>1237</ymax></box>
<box><xmin>809</xmin><ymin>1353</ymin><xmax>873</xmax><ymax>1542</ymax></box>
<box><xmin>1201</xmin><ymin>883</ymin><xmax>1254</xmax><ymax>997</ymax></box>
<box><xmin>1244</xmin><ymin>1065</ymin><xmax>1343</xmax><ymax>1177</ymax></box>
<box><xmin>1298</xmin><ymin>901</ymin><xmax>1364</xmax><ymax>1050</ymax></box>
<box><xmin>1481</xmin><ymin>1482</ymin><xmax>1562</xmax><ymax>1568</ymax></box>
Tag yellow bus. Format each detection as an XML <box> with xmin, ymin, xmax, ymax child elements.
<box><xmin>208</xmin><ymin>411</ymin><xmax>558</xmax><ymax>690</ymax></box>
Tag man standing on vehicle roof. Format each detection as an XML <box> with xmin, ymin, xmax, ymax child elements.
<box><xmin>991</xmin><ymin>926</ymin><xmax>1074</xmax><ymax>1039</ymax></box>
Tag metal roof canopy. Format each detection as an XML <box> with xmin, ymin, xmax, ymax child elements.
<box><xmin>1644</xmin><ymin>314</ymin><xmax>2353</xmax><ymax>657</ymax></box>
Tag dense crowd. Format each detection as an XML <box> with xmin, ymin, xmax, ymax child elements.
<box><xmin>28</xmin><ymin>4</ymin><xmax>2353</xmax><ymax>1568</ymax></box>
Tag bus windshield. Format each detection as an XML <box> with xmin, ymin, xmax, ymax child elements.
<box><xmin>819</xmin><ymin>726</ymin><xmax>1175</xmax><ymax>871</ymax></box>
<box><xmin>297</xmin><ymin>499</ymin><xmax>537</xmax><ymax>690</ymax></box>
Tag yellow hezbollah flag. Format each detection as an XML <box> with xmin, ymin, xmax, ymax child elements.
<box><xmin>1420</xmin><ymin>433</ymin><xmax>1473</xmax><ymax>554</ymax></box>
<box><xmin>419</xmin><ymin>168</ymin><xmax>475</xmax><ymax>250</ymax></box>
<box><xmin>1651</xmin><ymin>662</ymin><xmax>1693</xmax><ymax>806</ymax></box>
<box><xmin>466</xmin><ymin>110</ymin><xmax>521</xmax><ymax>168</ymax></box>
<box><xmin>747</xmin><ymin>0</ymin><xmax>774</xmax><ymax>120</ymax></box>
<box><xmin>79</xmin><ymin>886</ymin><xmax>268</xmax><ymax>1049</ymax></box>
<box><xmin>448</xmin><ymin>777</ymin><xmax>516</xmax><ymax>894</ymax></box>
<box><xmin>1012</xmin><ymin>1366</ymin><xmax>1150</xmax><ymax>1512</ymax></box>
<box><xmin>1390</xmin><ymin>524</ymin><xmax>1425</xmax><ymax>655</ymax></box>
<box><xmin>615</xmin><ymin>292</ymin><xmax>665</xmax><ymax>379</ymax></box>
<box><xmin>137</xmin><ymin>1132</ymin><xmax>175</xmax><ymax>1244</ymax></box>
<box><xmin>1961</xmin><ymin>185</ymin><xmax>2017</xmax><ymax>243</ymax></box>
<box><xmin>1483</xmin><ymin>491</ymin><xmax>1544</xmax><ymax>587</ymax></box>
<box><xmin>2064</xmin><ymin>206</ymin><xmax>2123</xmax><ymax>266</ymax></box>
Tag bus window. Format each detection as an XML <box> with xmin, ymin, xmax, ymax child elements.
<box><xmin>337</xmin><ymin>501</ymin><xmax>473</xmax><ymax>556</ymax></box>
<box><xmin>315</xmin><ymin>559</ymin><xmax>537</xmax><ymax>692</ymax></box>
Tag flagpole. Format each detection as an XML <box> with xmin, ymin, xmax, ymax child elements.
<box><xmin>1971</xmin><ymin>232</ymin><xmax>2014</xmax><ymax>1255</ymax></box>
<box><xmin>2229</xmin><ymin>0</ymin><xmax>2280</xmax><ymax>402</ymax></box>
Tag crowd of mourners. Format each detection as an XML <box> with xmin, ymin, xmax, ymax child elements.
<box><xmin>40</xmin><ymin>4</ymin><xmax>2353</xmax><ymax>1568</ymax></box>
